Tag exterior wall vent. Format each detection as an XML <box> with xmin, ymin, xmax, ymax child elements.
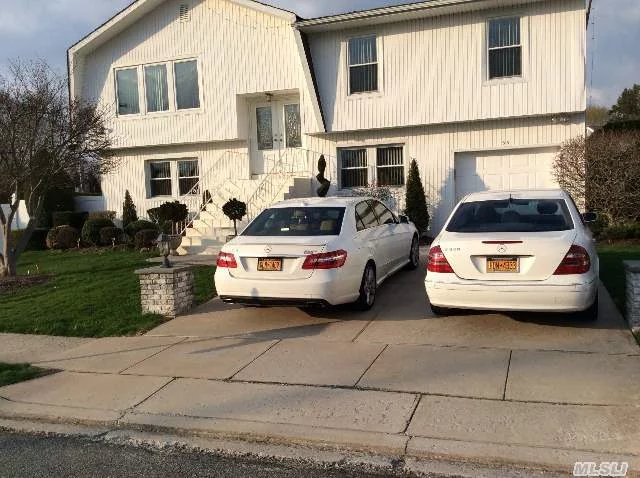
<box><xmin>179</xmin><ymin>4</ymin><xmax>191</xmax><ymax>22</ymax></box>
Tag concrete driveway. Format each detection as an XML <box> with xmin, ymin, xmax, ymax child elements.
<box><xmin>1</xmin><ymin>251</ymin><xmax>639</xmax><ymax>475</ymax></box>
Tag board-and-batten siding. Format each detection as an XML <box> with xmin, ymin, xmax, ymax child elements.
<box><xmin>308</xmin><ymin>0</ymin><xmax>585</xmax><ymax>133</ymax></box>
<box><xmin>303</xmin><ymin>114</ymin><xmax>584</xmax><ymax>232</ymax></box>
<box><xmin>104</xmin><ymin>114</ymin><xmax>583</xmax><ymax>232</ymax></box>
<box><xmin>81</xmin><ymin>0</ymin><xmax>316</xmax><ymax>149</ymax></box>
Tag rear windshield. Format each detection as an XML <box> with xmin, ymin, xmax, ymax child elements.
<box><xmin>242</xmin><ymin>207</ymin><xmax>346</xmax><ymax>237</ymax></box>
<box><xmin>446</xmin><ymin>199</ymin><xmax>574</xmax><ymax>233</ymax></box>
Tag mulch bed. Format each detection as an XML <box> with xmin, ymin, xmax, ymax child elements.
<box><xmin>0</xmin><ymin>275</ymin><xmax>54</xmax><ymax>294</ymax></box>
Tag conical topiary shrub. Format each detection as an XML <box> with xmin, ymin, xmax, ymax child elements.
<box><xmin>404</xmin><ymin>159</ymin><xmax>430</xmax><ymax>235</ymax></box>
<box><xmin>122</xmin><ymin>190</ymin><xmax>138</xmax><ymax>229</ymax></box>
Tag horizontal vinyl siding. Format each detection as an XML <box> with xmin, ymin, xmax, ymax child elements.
<box><xmin>81</xmin><ymin>0</ymin><xmax>314</xmax><ymax>149</ymax></box>
<box><xmin>308</xmin><ymin>0</ymin><xmax>585</xmax><ymax>133</ymax></box>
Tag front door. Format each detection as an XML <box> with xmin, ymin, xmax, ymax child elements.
<box><xmin>250</xmin><ymin>101</ymin><xmax>302</xmax><ymax>176</ymax></box>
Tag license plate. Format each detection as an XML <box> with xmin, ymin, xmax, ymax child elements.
<box><xmin>257</xmin><ymin>258</ymin><xmax>283</xmax><ymax>272</ymax></box>
<box><xmin>487</xmin><ymin>257</ymin><xmax>519</xmax><ymax>273</ymax></box>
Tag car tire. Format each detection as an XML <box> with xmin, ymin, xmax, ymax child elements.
<box><xmin>430</xmin><ymin>304</ymin><xmax>452</xmax><ymax>316</ymax></box>
<box><xmin>355</xmin><ymin>262</ymin><xmax>377</xmax><ymax>311</ymax></box>
<box><xmin>580</xmin><ymin>293</ymin><xmax>598</xmax><ymax>321</ymax></box>
<box><xmin>405</xmin><ymin>235</ymin><xmax>420</xmax><ymax>270</ymax></box>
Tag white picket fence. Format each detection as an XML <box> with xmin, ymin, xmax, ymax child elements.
<box><xmin>0</xmin><ymin>200</ymin><xmax>30</xmax><ymax>251</ymax></box>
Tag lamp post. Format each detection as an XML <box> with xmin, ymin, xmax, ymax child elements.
<box><xmin>156</xmin><ymin>234</ymin><xmax>171</xmax><ymax>268</ymax></box>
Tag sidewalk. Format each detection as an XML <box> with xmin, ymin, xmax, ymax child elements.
<box><xmin>1</xmin><ymin>278</ymin><xmax>639</xmax><ymax>476</ymax></box>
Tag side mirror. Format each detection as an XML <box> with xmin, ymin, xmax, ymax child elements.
<box><xmin>582</xmin><ymin>212</ymin><xmax>598</xmax><ymax>223</ymax></box>
<box><xmin>399</xmin><ymin>215</ymin><xmax>410</xmax><ymax>224</ymax></box>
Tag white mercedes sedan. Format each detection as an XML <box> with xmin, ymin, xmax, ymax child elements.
<box><xmin>425</xmin><ymin>190</ymin><xmax>599</xmax><ymax>320</ymax></box>
<box><xmin>215</xmin><ymin>197</ymin><xmax>419</xmax><ymax>310</ymax></box>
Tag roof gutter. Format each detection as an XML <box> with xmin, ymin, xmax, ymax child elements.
<box><xmin>295</xmin><ymin>0</ymin><xmax>487</xmax><ymax>28</ymax></box>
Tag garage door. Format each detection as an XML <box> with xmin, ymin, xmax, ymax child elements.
<box><xmin>454</xmin><ymin>147</ymin><xmax>559</xmax><ymax>202</ymax></box>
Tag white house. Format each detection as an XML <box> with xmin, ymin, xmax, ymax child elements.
<box><xmin>68</xmin><ymin>0</ymin><xmax>586</xmax><ymax>254</ymax></box>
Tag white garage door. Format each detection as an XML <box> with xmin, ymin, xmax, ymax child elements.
<box><xmin>454</xmin><ymin>148</ymin><xmax>559</xmax><ymax>202</ymax></box>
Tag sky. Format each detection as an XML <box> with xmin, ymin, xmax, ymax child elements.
<box><xmin>0</xmin><ymin>0</ymin><xmax>636</xmax><ymax>108</ymax></box>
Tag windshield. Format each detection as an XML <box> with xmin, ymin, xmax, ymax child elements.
<box><xmin>242</xmin><ymin>207</ymin><xmax>346</xmax><ymax>237</ymax></box>
<box><xmin>446</xmin><ymin>199</ymin><xmax>574</xmax><ymax>233</ymax></box>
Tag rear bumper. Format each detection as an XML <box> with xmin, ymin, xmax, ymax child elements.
<box><xmin>425</xmin><ymin>277</ymin><xmax>598</xmax><ymax>312</ymax></box>
<box><xmin>214</xmin><ymin>268</ymin><xmax>360</xmax><ymax>306</ymax></box>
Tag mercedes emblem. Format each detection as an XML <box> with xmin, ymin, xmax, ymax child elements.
<box><xmin>497</xmin><ymin>245</ymin><xmax>507</xmax><ymax>254</ymax></box>
<box><xmin>264</xmin><ymin>245</ymin><xmax>272</xmax><ymax>255</ymax></box>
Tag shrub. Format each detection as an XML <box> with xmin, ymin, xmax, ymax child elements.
<box><xmin>37</xmin><ymin>188</ymin><xmax>75</xmax><ymax>228</ymax></box>
<box><xmin>99</xmin><ymin>226</ymin><xmax>124</xmax><ymax>246</ymax></box>
<box><xmin>125</xmin><ymin>220</ymin><xmax>158</xmax><ymax>237</ymax></box>
<box><xmin>222</xmin><ymin>198</ymin><xmax>247</xmax><ymax>236</ymax></box>
<box><xmin>52</xmin><ymin>211</ymin><xmax>89</xmax><ymax>230</ymax></box>
<box><xmin>135</xmin><ymin>229</ymin><xmax>159</xmax><ymax>249</ymax></box>
<box><xmin>553</xmin><ymin>132</ymin><xmax>640</xmax><ymax>223</ymax></box>
<box><xmin>81</xmin><ymin>218</ymin><xmax>115</xmax><ymax>245</ymax></box>
<box><xmin>88</xmin><ymin>210</ymin><xmax>117</xmax><ymax>221</ymax></box>
<box><xmin>46</xmin><ymin>226</ymin><xmax>80</xmax><ymax>250</ymax></box>
<box><xmin>9</xmin><ymin>229</ymin><xmax>49</xmax><ymax>251</ymax></box>
<box><xmin>598</xmin><ymin>222</ymin><xmax>640</xmax><ymax>241</ymax></box>
<box><xmin>122</xmin><ymin>190</ymin><xmax>138</xmax><ymax>229</ymax></box>
<box><xmin>404</xmin><ymin>159</ymin><xmax>430</xmax><ymax>235</ymax></box>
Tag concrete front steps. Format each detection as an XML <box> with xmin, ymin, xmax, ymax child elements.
<box><xmin>177</xmin><ymin>176</ymin><xmax>312</xmax><ymax>256</ymax></box>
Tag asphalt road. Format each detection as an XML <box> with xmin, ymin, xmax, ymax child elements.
<box><xmin>0</xmin><ymin>432</ymin><xmax>413</xmax><ymax>478</ymax></box>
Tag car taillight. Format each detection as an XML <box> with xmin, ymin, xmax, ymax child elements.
<box><xmin>216</xmin><ymin>252</ymin><xmax>237</xmax><ymax>268</ymax></box>
<box><xmin>427</xmin><ymin>246</ymin><xmax>454</xmax><ymax>273</ymax></box>
<box><xmin>302</xmin><ymin>250</ymin><xmax>348</xmax><ymax>270</ymax></box>
<box><xmin>554</xmin><ymin>245</ymin><xmax>591</xmax><ymax>275</ymax></box>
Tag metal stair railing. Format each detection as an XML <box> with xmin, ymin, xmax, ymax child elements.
<box><xmin>179</xmin><ymin>151</ymin><xmax>248</xmax><ymax>235</ymax></box>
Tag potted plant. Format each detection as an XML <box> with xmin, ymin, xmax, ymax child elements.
<box><xmin>222</xmin><ymin>198</ymin><xmax>247</xmax><ymax>242</ymax></box>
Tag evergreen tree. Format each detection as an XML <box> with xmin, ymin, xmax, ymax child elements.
<box><xmin>122</xmin><ymin>190</ymin><xmax>138</xmax><ymax>229</ymax></box>
<box><xmin>404</xmin><ymin>159</ymin><xmax>430</xmax><ymax>235</ymax></box>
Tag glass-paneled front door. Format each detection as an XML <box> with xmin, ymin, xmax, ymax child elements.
<box><xmin>250</xmin><ymin>100</ymin><xmax>302</xmax><ymax>176</ymax></box>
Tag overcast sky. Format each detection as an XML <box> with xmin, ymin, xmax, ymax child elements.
<box><xmin>0</xmin><ymin>0</ymin><xmax>635</xmax><ymax>108</ymax></box>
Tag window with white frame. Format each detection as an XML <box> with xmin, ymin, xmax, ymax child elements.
<box><xmin>488</xmin><ymin>17</ymin><xmax>522</xmax><ymax>79</ymax></box>
<box><xmin>149</xmin><ymin>161</ymin><xmax>172</xmax><ymax>197</ymax></box>
<box><xmin>339</xmin><ymin>146</ymin><xmax>405</xmax><ymax>189</ymax></box>
<box><xmin>115</xmin><ymin>68</ymin><xmax>140</xmax><ymax>115</ymax></box>
<box><xmin>145</xmin><ymin>64</ymin><xmax>169</xmax><ymax>113</ymax></box>
<box><xmin>115</xmin><ymin>59</ymin><xmax>200</xmax><ymax>116</ymax></box>
<box><xmin>174</xmin><ymin>60</ymin><xmax>200</xmax><ymax>110</ymax></box>
<box><xmin>148</xmin><ymin>159</ymin><xmax>199</xmax><ymax>198</ymax></box>
<box><xmin>340</xmin><ymin>149</ymin><xmax>368</xmax><ymax>188</ymax></box>
<box><xmin>348</xmin><ymin>36</ymin><xmax>378</xmax><ymax>94</ymax></box>
<box><xmin>376</xmin><ymin>146</ymin><xmax>404</xmax><ymax>186</ymax></box>
<box><xmin>178</xmin><ymin>159</ymin><xmax>199</xmax><ymax>195</ymax></box>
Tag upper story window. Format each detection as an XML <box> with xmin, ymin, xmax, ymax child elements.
<box><xmin>348</xmin><ymin>36</ymin><xmax>378</xmax><ymax>94</ymax></box>
<box><xmin>115</xmin><ymin>58</ymin><xmax>201</xmax><ymax>116</ymax></box>
<box><xmin>145</xmin><ymin>64</ymin><xmax>169</xmax><ymax>113</ymax></box>
<box><xmin>488</xmin><ymin>17</ymin><xmax>522</xmax><ymax>79</ymax></box>
<box><xmin>174</xmin><ymin>60</ymin><xmax>200</xmax><ymax>110</ymax></box>
<box><xmin>115</xmin><ymin>68</ymin><xmax>140</xmax><ymax>115</ymax></box>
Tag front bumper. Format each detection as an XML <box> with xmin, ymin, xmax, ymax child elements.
<box><xmin>425</xmin><ymin>277</ymin><xmax>598</xmax><ymax>312</ymax></box>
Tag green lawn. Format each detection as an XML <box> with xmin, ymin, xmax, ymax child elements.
<box><xmin>0</xmin><ymin>250</ymin><xmax>216</xmax><ymax>337</ymax></box>
<box><xmin>0</xmin><ymin>363</ymin><xmax>54</xmax><ymax>387</ymax></box>
<box><xmin>597</xmin><ymin>243</ymin><xmax>640</xmax><ymax>315</ymax></box>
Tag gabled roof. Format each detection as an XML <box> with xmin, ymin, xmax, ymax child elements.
<box><xmin>68</xmin><ymin>0</ymin><xmax>297</xmax><ymax>58</ymax></box>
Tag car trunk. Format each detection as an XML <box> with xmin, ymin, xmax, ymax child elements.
<box><xmin>226</xmin><ymin>236</ymin><xmax>328</xmax><ymax>280</ymax></box>
<box><xmin>441</xmin><ymin>231</ymin><xmax>577</xmax><ymax>281</ymax></box>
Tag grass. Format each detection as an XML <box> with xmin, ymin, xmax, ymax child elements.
<box><xmin>0</xmin><ymin>363</ymin><xmax>54</xmax><ymax>387</ymax></box>
<box><xmin>0</xmin><ymin>249</ymin><xmax>216</xmax><ymax>337</ymax></box>
<box><xmin>597</xmin><ymin>243</ymin><xmax>640</xmax><ymax>315</ymax></box>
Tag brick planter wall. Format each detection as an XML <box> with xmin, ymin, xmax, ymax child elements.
<box><xmin>624</xmin><ymin>261</ymin><xmax>640</xmax><ymax>334</ymax></box>
<box><xmin>135</xmin><ymin>265</ymin><xmax>195</xmax><ymax>318</ymax></box>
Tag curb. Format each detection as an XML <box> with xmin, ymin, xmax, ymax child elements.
<box><xmin>2</xmin><ymin>406</ymin><xmax>639</xmax><ymax>478</ymax></box>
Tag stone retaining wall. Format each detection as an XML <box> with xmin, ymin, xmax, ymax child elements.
<box><xmin>135</xmin><ymin>265</ymin><xmax>195</xmax><ymax>318</ymax></box>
